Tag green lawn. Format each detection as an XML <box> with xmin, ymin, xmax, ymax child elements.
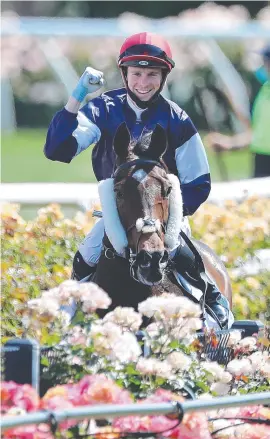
<box><xmin>1</xmin><ymin>129</ymin><xmax>96</xmax><ymax>183</ymax></box>
<box><xmin>1</xmin><ymin>129</ymin><xmax>252</xmax><ymax>183</ymax></box>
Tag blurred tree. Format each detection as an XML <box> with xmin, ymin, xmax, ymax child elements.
<box><xmin>1</xmin><ymin>1</ymin><xmax>56</xmax><ymax>16</ymax></box>
<box><xmin>2</xmin><ymin>0</ymin><xmax>267</xmax><ymax>130</ymax></box>
<box><xmin>2</xmin><ymin>0</ymin><xmax>268</xmax><ymax>18</ymax></box>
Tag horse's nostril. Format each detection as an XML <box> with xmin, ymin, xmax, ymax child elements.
<box><xmin>137</xmin><ymin>251</ymin><xmax>152</xmax><ymax>268</ymax></box>
<box><xmin>141</xmin><ymin>260</ymin><xmax>151</xmax><ymax>269</ymax></box>
<box><xmin>137</xmin><ymin>250</ymin><xmax>168</xmax><ymax>271</ymax></box>
<box><xmin>160</xmin><ymin>250</ymin><xmax>169</xmax><ymax>265</ymax></box>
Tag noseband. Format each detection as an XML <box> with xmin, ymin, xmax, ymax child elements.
<box><xmin>103</xmin><ymin>158</ymin><xmax>168</xmax><ymax>280</ymax></box>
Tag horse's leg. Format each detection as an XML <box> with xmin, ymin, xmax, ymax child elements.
<box><xmin>192</xmin><ymin>240</ymin><xmax>233</xmax><ymax>308</ymax></box>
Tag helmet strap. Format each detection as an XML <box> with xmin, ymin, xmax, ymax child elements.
<box><xmin>121</xmin><ymin>67</ymin><xmax>169</xmax><ymax>109</ymax></box>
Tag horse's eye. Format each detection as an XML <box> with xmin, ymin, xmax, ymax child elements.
<box><xmin>165</xmin><ymin>186</ymin><xmax>172</xmax><ymax>198</ymax></box>
<box><xmin>116</xmin><ymin>189</ymin><xmax>124</xmax><ymax>199</ymax></box>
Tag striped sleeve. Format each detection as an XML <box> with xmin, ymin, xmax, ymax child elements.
<box><xmin>44</xmin><ymin>102</ymin><xmax>102</xmax><ymax>163</ymax></box>
<box><xmin>175</xmin><ymin>114</ymin><xmax>211</xmax><ymax>215</ymax></box>
<box><xmin>73</xmin><ymin>108</ymin><xmax>101</xmax><ymax>156</ymax></box>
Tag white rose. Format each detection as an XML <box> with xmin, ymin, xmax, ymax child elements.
<box><xmin>167</xmin><ymin>351</ymin><xmax>192</xmax><ymax>371</ymax></box>
<box><xmin>238</xmin><ymin>337</ymin><xmax>257</xmax><ymax>350</ymax></box>
<box><xmin>227</xmin><ymin>358</ymin><xmax>253</xmax><ymax>376</ymax></box>
<box><xmin>111</xmin><ymin>332</ymin><xmax>142</xmax><ymax>363</ymax></box>
<box><xmin>261</xmin><ymin>360</ymin><xmax>270</xmax><ymax>379</ymax></box>
<box><xmin>227</xmin><ymin>330</ymin><xmax>242</xmax><ymax>347</ymax></box>
<box><xmin>103</xmin><ymin>307</ymin><xmax>142</xmax><ymax>331</ymax></box>
<box><xmin>210</xmin><ymin>382</ymin><xmax>230</xmax><ymax>396</ymax></box>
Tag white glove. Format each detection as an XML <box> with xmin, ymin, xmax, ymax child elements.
<box><xmin>72</xmin><ymin>67</ymin><xmax>104</xmax><ymax>102</ymax></box>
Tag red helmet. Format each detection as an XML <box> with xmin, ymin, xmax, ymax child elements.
<box><xmin>118</xmin><ymin>32</ymin><xmax>175</xmax><ymax>71</ymax></box>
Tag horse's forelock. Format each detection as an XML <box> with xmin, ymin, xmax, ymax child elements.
<box><xmin>132</xmin><ymin>130</ymin><xmax>153</xmax><ymax>156</ymax></box>
<box><xmin>138</xmin><ymin>131</ymin><xmax>152</xmax><ymax>150</ymax></box>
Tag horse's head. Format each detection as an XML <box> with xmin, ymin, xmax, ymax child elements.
<box><xmin>99</xmin><ymin>123</ymin><xmax>183</xmax><ymax>286</ymax></box>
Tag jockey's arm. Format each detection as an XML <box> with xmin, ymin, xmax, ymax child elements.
<box><xmin>175</xmin><ymin>116</ymin><xmax>211</xmax><ymax>216</ymax></box>
<box><xmin>44</xmin><ymin>105</ymin><xmax>101</xmax><ymax>163</ymax></box>
<box><xmin>44</xmin><ymin>67</ymin><xmax>104</xmax><ymax>163</ymax></box>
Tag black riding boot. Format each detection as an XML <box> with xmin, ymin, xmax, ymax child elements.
<box><xmin>203</xmin><ymin>279</ymin><xmax>231</xmax><ymax>329</ymax></box>
<box><xmin>172</xmin><ymin>236</ymin><xmax>230</xmax><ymax>329</ymax></box>
<box><xmin>71</xmin><ymin>250</ymin><xmax>97</xmax><ymax>282</ymax></box>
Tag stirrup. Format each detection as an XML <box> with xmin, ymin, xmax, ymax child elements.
<box><xmin>204</xmin><ymin>303</ymin><xmax>229</xmax><ymax>329</ymax></box>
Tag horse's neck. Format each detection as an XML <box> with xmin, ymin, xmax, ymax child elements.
<box><xmin>95</xmin><ymin>238</ymin><xmax>184</xmax><ymax>311</ymax></box>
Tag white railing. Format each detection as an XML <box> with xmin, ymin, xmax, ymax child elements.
<box><xmin>1</xmin><ymin>392</ymin><xmax>270</xmax><ymax>431</ymax></box>
<box><xmin>1</xmin><ymin>177</ymin><xmax>269</xmax><ymax>210</ymax></box>
<box><xmin>2</xmin><ymin>16</ymin><xmax>270</xmax><ymax>39</ymax></box>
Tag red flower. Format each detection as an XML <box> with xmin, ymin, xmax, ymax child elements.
<box><xmin>41</xmin><ymin>396</ymin><xmax>77</xmax><ymax>431</ymax></box>
<box><xmin>3</xmin><ymin>423</ymin><xmax>53</xmax><ymax>439</ymax></box>
<box><xmin>113</xmin><ymin>389</ymin><xmax>211</xmax><ymax>439</ymax></box>
<box><xmin>1</xmin><ymin>382</ymin><xmax>40</xmax><ymax>414</ymax></box>
<box><xmin>76</xmin><ymin>374</ymin><xmax>132</xmax><ymax>406</ymax></box>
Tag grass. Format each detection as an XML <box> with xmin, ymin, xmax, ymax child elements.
<box><xmin>1</xmin><ymin>129</ymin><xmax>252</xmax><ymax>183</ymax></box>
<box><xmin>1</xmin><ymin>129</ymin><xmax>95</xmax><ymax>183</ymax></box>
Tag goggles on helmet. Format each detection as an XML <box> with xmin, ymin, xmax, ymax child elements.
<box><xmin>118</xmin><ymin>43</ymin><xmax>175</xmax><ymax>71</ymax></box>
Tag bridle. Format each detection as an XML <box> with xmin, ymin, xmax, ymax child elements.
<box><xmin>104</xmin><ymin>158</ymin><xmax>169</xmax><ymax>281</ymax></box>
<box><xmin>113</xmin><ymin>158</ymin><xmax>165</xmax><ymax>179</ymax></box>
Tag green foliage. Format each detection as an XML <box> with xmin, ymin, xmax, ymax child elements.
<box><xmin>1</xmin><ymin>203</ymin><xmax>93</xmax><ymax>341</ymax></box>
<box><xmin>1</xmin><ymin>196</ymin><xmax>270</xmax><ymax>343</ymax></box>
<box><xmin>190</xmin><ymin>197</ymin><xmax>270</xmax><ymax>323</ymax></box>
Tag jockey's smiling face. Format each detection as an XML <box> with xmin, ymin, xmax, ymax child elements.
<box><xmin>127</xmin><ymin>67</ymin><xmax>163</xmax><ymax>101</ymax></box>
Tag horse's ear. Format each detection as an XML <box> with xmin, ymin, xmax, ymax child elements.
<box><xmin>146</xmin><ymin>124</ymin><xmax>167</xmax><ymax>159</ymax></box>
<box><xmin>113</xmin><ymin>122</ymin><xmax>131</xmax><ymax>158</ymax></box>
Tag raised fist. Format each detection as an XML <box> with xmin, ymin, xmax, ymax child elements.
<box><xmin>72</xmin><ymin>67</ymin><xmax>104</xmax><ymax>102</ymax></box>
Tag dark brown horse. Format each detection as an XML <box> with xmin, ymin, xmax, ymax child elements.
<box><xmin>93</xmin><ymin>123</ymin><xmax>232</xmax><ymax>314</ymax></box>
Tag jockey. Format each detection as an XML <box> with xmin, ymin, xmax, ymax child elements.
<box><xmin>44</xmin><ymin>32</ymin><xmax>230</xmax><ymax>328</ymax></box>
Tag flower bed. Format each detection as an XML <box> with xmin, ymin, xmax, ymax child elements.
<box><xmin>12</xmin><ymin>280</ymin><xmax>269</xmax><ymax>398</ymax></box>
<box><xmin>1</xmin><ymin>199</ymin><xmax>270</xmax><ymax>438</ymax></box>
<box><xmin>1</xmin><ymin>198</ymin><xmax>269</xmax><ymax>342</ymax></box>
<box><xmin>2</xmin><ymin>379</ymin><xmax>270</xmax><ymax>439</ymax></box>
<box><xmin>1</xmin><ymin>285</ymin><xmax>270</xmax><ymax>438</ymax></box>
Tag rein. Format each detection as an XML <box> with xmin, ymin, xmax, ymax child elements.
<box><xmin>103</xmin><ymin>238</ymin><xmax>142</xmax><ymax>284</ymax></box>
